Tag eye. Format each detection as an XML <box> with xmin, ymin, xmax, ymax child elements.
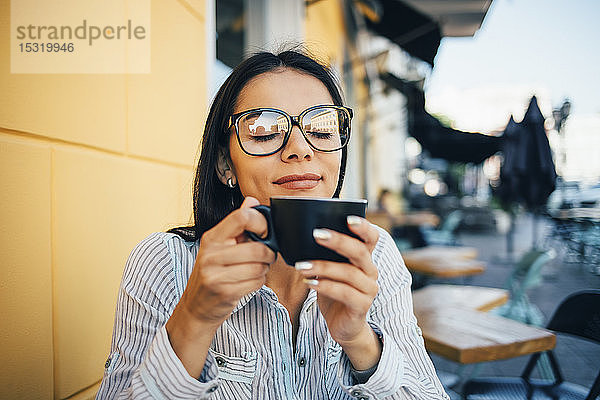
<box><xmin>306</xmin><ymin>131</ymin><xmax>334</xmax><ymax>139</ymax></box>
<box><xmin>251</xmin><ymin>133</ymin><xmax>281</xmax><ymax>142</ymax></box>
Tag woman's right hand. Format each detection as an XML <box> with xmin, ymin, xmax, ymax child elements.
<box><xmin>165</xmin><ymin>196</ymin><xmax>275</xmax><ymax>378</ymax></box>
<box><xmin>180</xmin><ymin>196</ymin><xmax>275</xmax><ymax>325</ymax></box>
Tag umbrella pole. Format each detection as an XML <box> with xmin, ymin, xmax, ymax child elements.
<box><xmin>532</xmin><ymin>212</ymin><xmax>539</xmax><ymax>249</ymax></box>
<box><xmin>493</xmin><ymin>211</ymin><xmax>516</xmax><ymax>264</ymax></box>
<box><xmin>507</xmin><ymin>214</ymin><xmax>515</xmax><ymax>261</ymax></box>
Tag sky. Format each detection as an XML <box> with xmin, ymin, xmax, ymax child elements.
<box><xmin>425</xmin><ymin>0</ymin><xmax>600</xmax><ymax>182</ymax></box>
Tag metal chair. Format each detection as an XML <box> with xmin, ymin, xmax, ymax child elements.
<box><xmin>421</xmin><ymin>210</ymin><xmax>463</xmax><ymax>246</ymax></box>
<box><xmin>493</xmin><ymin>249</ymin><xmax>556</xmax><ymax>326</ymax></box>
<box><xmin>462</xmin><ymin>289</ymin><xmax>600</xmax><ymax>400</ymax></box>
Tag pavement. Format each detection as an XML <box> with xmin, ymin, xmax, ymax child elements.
<box><xmin>421</xmin><ymin>212</ymin><xmax>600</xmax><ymax>396</ymax></box>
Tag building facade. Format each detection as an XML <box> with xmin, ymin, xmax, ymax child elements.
<box><xmin>1</xmin><ymin>0</ymin><xmax>488</xmax><ymax>398</ymax></box>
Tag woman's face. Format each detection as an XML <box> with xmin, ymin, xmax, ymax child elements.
<box><xmin>227</xmin><ymin>68</ymin><xmax>342</xmax><ymax>205</ymax></box>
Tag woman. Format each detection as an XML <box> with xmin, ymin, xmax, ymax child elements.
<box><xmin>97</xmin><ymin>49</ymin><xmax>449</xmax><ymax>399</ymax></box>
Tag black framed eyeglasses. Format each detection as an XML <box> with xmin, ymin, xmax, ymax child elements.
<box><xmin>227</xmin><ymin>104</ymin><xmax>353</xmax><ymax>156</ymax></box>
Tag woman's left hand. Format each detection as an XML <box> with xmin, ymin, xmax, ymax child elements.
<box><xmin>296</xmin><ymin>216</ymin><xmax>380</xmax><ymax>351</ymax></box>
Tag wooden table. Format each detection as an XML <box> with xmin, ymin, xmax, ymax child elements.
<box><xmin>398</xmin><ymin>211</ymin><xmax>440</xmax><ymax>227</ymax></box>
<box><xmin>402</xmin><ymin>246</ymin><xmax>485</xmax><ymax>278</ymax></box>
<box><xmin>413</xmin><ymin>284</ymin><xmax>509</xmax><ymax>313</ymax></box>
<box><xmin>404</xmin><ymin>245</ymin><xmax>479</xmax><ymax>260</ymax></box>
<box><xmin>366</xmin><ymin>210</ymin><xmax>440</xmax><ymax>234</ymax></box>
<box><xmin>414</xmin><ymin>306</ymin><xmax>556</xmax><ymax>364</ymax></box>
<box><xmin>552</xmin><ymin>207</ymin><xmax>600</xmax><ymax>222</ymax></box>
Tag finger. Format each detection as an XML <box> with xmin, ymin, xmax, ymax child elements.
<box><xmin>303</xmin><ymin>278</ymin><xmax>373</xmax><ymax>313</ymax></box>
<box><xmin>210</xmin><ymin>275</ymin><xmax>267</xmax><ymax>303</ymax></box>
<box><xmin>346</xmin><ymin>216</ymin><xmax>379</xmax><ymax>252</ymax></box>
<box><xmin>236</xmin><ymin>278</ymin><xmax>267</xmax><ymax>296</ymax></box>
<box><xmin>201</xmin><ymin>241</ymin><xmax>276</xmax><ymax>266</ymax></box>
<box><xmin>206</xmin><ymin>262</ymin><xmax>270</xmax><ymax>284</ymax></box>
<box><xmin>203</xmin><ymin>199</ymin><xmax>268</xmax><ymax>245</ymax></box>
<box><xmin>312</xmin><ymin>229</ymin><xmax>378</xmax><ymax>279</ymax></box>
<box><xmin>295</xmin><ymin>260</ymin><xmax>378</xmax><ymax>296</ymax></box>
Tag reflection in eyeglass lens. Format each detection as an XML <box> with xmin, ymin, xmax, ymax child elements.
<box><xmin>238</xmin><ymin>107</ymin><xmax>347</xmax><ymax>154</ymax></box>
<box><xmin>302</xmin><ymin>108</ymin><xmax>340</xmax><ymax>148</ymax></box>
<box><xmin>239</xmin><ymin>111</ymin><xmax>286</xmax><ymax>155</ymax></box>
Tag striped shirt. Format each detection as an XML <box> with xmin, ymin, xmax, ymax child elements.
<box><xmin>96</xmin><ymin>226</ymin><xmax>449</xmax><ymax>399</ymax></box>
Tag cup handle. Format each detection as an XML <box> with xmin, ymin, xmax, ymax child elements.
<box><xmin>246</xmin><ymin>205</ymin><xmax>279</xmax><ymax>254</ymax></box>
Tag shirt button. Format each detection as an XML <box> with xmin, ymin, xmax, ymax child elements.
<box><xmin>298</xmin><ymin>357</ymin><xmax>306</xmax><ymax>367</ymax></box>
<box><xmin>415</xmin><ymin>325</ymin><xmax>423</xmax><ymax>336</ymax></box>
<box><xmin>215</xmin><ymin>356</ymin><xmax>227</xmax><ymax>367</ymax></box>
<box><xmin>351</xmin><ymin>389</ymin><xmax>363</xmax><ymax>397</ymax></box>
<box><xmin>207</xmin><ymin>384</ymin><xmax>219</xmax><ymax>393</ymax></box>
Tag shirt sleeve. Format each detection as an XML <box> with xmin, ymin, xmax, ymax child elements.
<box><xmin>336</xmin><ymin>226</ymin><xmax>450</xmax><ymax>400</ymax></box>
<box><xmin>95</xmin><ymin>233</ymin><xmax>221</xmax><ymax>400</ymax></box>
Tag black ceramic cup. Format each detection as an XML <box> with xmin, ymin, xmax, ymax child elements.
<box><xmin>246</xmin><ymin>197</ymin><xmax>368</xmax><ymax>265</ymax></box>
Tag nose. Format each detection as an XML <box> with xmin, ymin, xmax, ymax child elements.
<box><xmin>281</xmin><ymin>125</ymin><xmax>314</xmax><ymax>161</ymax></box>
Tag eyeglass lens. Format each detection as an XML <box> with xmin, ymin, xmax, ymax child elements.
<box><xmin>237</xmin><ymin>107</ymin><xmax>348</xmax><ymax>155</ymax></box>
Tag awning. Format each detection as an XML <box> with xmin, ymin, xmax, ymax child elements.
<box><xmin>361</xmin><ymin>0</ymin><xmax>441</xmax><ymax>66</ymax></box>
<box><xmin>412</xmin><ymin>113</ymin><xmax>503</xmax><ymax>164</ymax></box>
<box><xmin>401</xmin><ymin>0</ymin><xmax>492</xmax><ymax>37</ymax></box>
<box><xmin>358</xmin><ymin>0</ymin><xmax>491</xmax><ymax>66</ymax></box>
<box><xmin>381</xmin><ymin>72</ymin><xmax>502</xmax><ymax>164</ymax></box>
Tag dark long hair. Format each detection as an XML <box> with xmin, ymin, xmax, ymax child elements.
<box><xmin>169</xmin><ymin>49</ymin><xmax>348</xmax><ymax>241</ymax></box>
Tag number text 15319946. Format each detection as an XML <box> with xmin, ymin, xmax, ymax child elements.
<box><xmin>19</xmin><ymin>43</ymin><xmax>74</xmax><ymax>53</ymax></box>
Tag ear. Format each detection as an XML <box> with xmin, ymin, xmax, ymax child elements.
<box><xmin>215</xmin><ymin>149</ymin><xmax>236</xmax><ymax>186</ymax></box>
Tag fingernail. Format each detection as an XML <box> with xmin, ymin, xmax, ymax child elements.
<box><xmin>347</xmin><ymin>215</ymin><xmax>362</xmax><ymax>226</ymax></box>
<box><xmin>303</xmin><ymin>278</ymin><xmax>319</xmax><ymax>286</ymax></box>
<box><xmin>313</xmin><ymin>229</ymin><xmax>331</xmax><ymax>240</ymax></box>
<box><xmin>295</xmin><ymin>261</ymin><xmax>313</xmax><ymax>271</ymax></box>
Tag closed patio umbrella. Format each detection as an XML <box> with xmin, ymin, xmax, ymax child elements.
<box><xmin>496</xmin><ymin>115</ymin><xmax>525</xmax><ymax>206</ymax></box>
<box><xmin>496</xmin><ymin>96</ymin><xmax>557</xmax><ymax>248</ymax></box>
<box><xmin>520</xmin><ymin>96</ymin><xmax>557</xmax><ymax>209</ymax></box>
<box><xmin>498</xmin><ymin>97</ymin><xmax>556</xmax><ymax>210</ymax></box>
<box><xmin>495</xmin><ymin>115</ymin><xmax>525</xmax><ymax>260</ymax></box>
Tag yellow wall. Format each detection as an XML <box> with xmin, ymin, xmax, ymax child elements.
<box><xmin>0</xmin><ymin>0</ymin><xmax>207</xmax><ymax>398</ymax></box>
<box><xmin>305</xmin><ymin>0</ymin><xmax>346</xmax><ymax>66</ymax></box>
<box><xmin>305</xmin><ymin>0</ymin><xmax>368</xmax><ymax>199</ymax></box>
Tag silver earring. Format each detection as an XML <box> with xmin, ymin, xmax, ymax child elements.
<box><xmin>227</xmin><ymin>178</ymin><xmax>236</xmax><ymax>208</ymax></box>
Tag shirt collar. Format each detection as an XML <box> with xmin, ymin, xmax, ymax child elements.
<box><xmin>231</xmin><ymin>290</ymin><xmax>261</xmax><ymax>313</ymax></box>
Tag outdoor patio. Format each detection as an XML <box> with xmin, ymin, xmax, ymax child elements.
<box><xmin>421</xmin><ymin>212</ymin><xmax>600</xmax><ymax>397</ymax></box>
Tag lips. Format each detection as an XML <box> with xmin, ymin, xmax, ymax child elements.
<box><xmin>273</xmin><ymin>173</ymin><xmax>321</xmax><ymax>190</ymax></box>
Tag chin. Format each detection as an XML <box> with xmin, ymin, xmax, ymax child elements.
<box><xmin>280</xmin><ymin>189</ymin><xmax>334</xmax><ymax>199</ymax></box>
